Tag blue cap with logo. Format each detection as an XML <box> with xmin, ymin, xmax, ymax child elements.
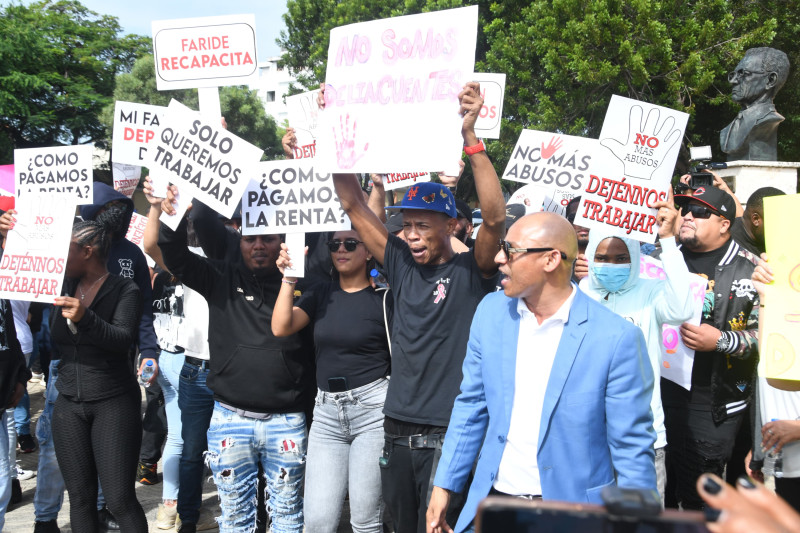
<box><xmin>385</xmin><ymin>182</ymin><xmax>457</xmax><ymax>219</ymax></box>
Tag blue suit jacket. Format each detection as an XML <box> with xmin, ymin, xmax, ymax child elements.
<box><xmin>434</xmin><ymin>288</ymin><xmax>657</xmax><ymax>532</ymax></box>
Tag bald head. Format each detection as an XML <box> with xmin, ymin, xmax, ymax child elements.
<box><xmin>514</xmin><ymin>212</ymin><xmax>578</xmax><ymax>262</ymax></box>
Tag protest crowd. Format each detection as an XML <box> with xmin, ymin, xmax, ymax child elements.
<box><xmin>1</xmin><ymin>6</ymin><xmax>800</xmax><ymax>533</ymax></box>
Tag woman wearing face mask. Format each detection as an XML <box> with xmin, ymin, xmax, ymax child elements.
<box><xmin>578</xmin><ymin>199</ymin><xmax>694</xmax><ymax>504</ymax></box>
<box><xmin>272</xmin><ymin>229</ymin><xmax>392</xmax><ymax>533</ymax></box>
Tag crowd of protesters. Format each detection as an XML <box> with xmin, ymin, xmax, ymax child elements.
<box><xmin>0</xmin><ymin>80</ymin><xmax>798</xmax><ymax>533</ymax></box>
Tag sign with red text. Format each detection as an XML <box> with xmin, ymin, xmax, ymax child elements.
<box><xmin>576</xmin><ymin>96</ymin><xmax>688</xmax><ymax>242</ymax></box>
<box><xmin>761</xmin><ymin>194</ymin><xmax>800</xmax><ymax>380</ymax></box>
<box><xmin>14</xmin><ymin>145</ymin><xmax>93</xmax><ymax>204</ymax></box>
<box><xmin>112</xmin><ymin>163</ymin><xmax>142</xmax><ymax>198</ymax></box>
<box><xmin>382</xmin><ymin>172</ymin><xmax>430</xmax><ymax>192</ymax></box>
<box><xmin>0</xmin><ymin>194</ymin><xmax>75</xmax><ymax>302</ymax></box>
<box><xmin>472</xmin><ymin>73</ymin><xmax>505</xmax><ymax>139</ymax></box>
<box><xmin>286</xmin><ymin>90</ymin><xmax>321</xmax><ymax>160</ymax></box>
<box><xmin>502</xmin><ymin>130</ymin><xmax>604</xmax><ymax>209</ymax></box>
<box><xmin>112</xmin><ymin>101</ymin><xmax>167</xmax><ymax>166</ymax></box>
<box><xmin>242</xmin><ymin>160</ymin><xmax>350</xmax><ymax>235</ymax></box>
<box><xmin>124</xmin><ymin>211</ymin><xmax>155</xmax><ymax>268</ymax></box>
<box><xmin>152</xmin><ymin>14</ymin><xmax>258</xmax><ymax>91</ymax></box>
<box><xmin>142</xmin><ymin>99</ymin><xmax>263</xmax><ymax>219</ymax></box>
<box><xmin>317</xmin><ymin>6</ymin><xmax>479</xmax><ymax>173</ymax></box>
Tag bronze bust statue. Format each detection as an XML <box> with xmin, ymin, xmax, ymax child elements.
<box><xmin>720</xmin><ymin>47</ymin><xmax>790</xmax><ymax>161</ymax></box>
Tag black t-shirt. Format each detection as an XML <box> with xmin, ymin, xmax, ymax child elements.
<box><xmin>729</xmin><ymin>217</ymin><xmax>762</xmax><ymax>256</ymax></box>
<box><xmin>297</xmin><ymin>281</ymin><xmax>391</xmax><ymax>391</ymax></box>
<box><xmin>382</xmin><ymin>234</ymin><xmax>498</xmax><ymax>427</ymax></box>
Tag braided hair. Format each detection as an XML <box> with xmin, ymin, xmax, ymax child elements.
<box><xmin>73</xmin><ymin>219</ymin><xmax>112</xmax><ymax>261</ymax></box>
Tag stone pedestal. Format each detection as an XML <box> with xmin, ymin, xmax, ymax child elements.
<box><xmin>717</xmin><ymin>161</ymin><xmax>800</xmax><ymax>206</ymax></box>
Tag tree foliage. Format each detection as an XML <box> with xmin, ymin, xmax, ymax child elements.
<box><xmin>0</xmin><ymin>0</ymin><xmax>150</xmax><ymax>160</ymax></box>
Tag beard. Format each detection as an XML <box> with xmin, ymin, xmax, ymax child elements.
<box><xmin>454</xmin><ymin>226</ymin><xmax>467</xmax><ymax>242</ymax></box>
<box><xmin>678</xmin><ymin>233</ymin><xmax>701</xmax><ymax>251</ymax></box>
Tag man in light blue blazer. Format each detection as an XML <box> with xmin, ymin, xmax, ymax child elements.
<box><xmin>426</xmin><ymin>212</ymin><xmax>657</xmax><ymax>533</ymax></box>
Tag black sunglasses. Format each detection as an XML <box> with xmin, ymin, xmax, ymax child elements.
<box><xmin>327</xmin><ymin>238</ymin><xmax>363</xmax><ymax>252</ymax></box>
<box><xmin>680</xmin><ymin>203</ymin><xmax>719</xmax><ymax>219</ymax></box>
<box><xmin>499</xmin><ymin>240</ymin><xmax>567</xmax><ymax>260</ymax></box>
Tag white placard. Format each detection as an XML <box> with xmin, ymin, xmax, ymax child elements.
<box><xmin>152</xmin><ymin>14</ymin><xmax>258</xmax><ymax>91</ymax></box>
<box><xmin>242</xmin><ymin>160</ymin><xmax>350</xmax><ymax>235</ymax></box>
<box><xmin>112</xmin><ymin>163</ymin><xmax>142</xmax><ymax>198</ymax></box>
<box><xmin>472</xmin><ymin>73</ymin><xmax>505</xmax><ymax>139</ymax></box>
<box><xmin>124</xmin><ymin>212</ymin><xmax>155</xmax><ymax>268</ymax></box>
<box><xmin>576</xmin><ymin>95</ymin><xmax>688</xmax><ymax>242</ymax></box>
<box><xmin>382</xmin><ymin>172</ymin><xmax>431</xmax><ymax>191</ymax></box>
<box><xmin>0</xmin><ymin>194</ymin><xmax>75</xmax><ymax>302</ymax></box>
<box><xmin>283</xmin><ymin>233</ymin><xmax>306</xmax><ymax>278</ymax></box>
<box><xmin>316</xmin><ymin>6</ymin><xmax>479</xmax><ymax>173</ymax></box>
<box><xmin>507</xmin><ymin>183</ymin><xmax>564</xmax><ymax>216</ymax></box>
<box><xmin>286</xmin><ymin>90</ymin><xmax>321</xmax><ymax>160</ymax></box>
<box><xmin>112</xmin><ymin>101</ymin><xmax>167</xmax><ymax>166</ymax></box>
<box><xmin>143</xmin><ymin>99</ymin><xmax>263</xmax><ymax>219</ymax></box>
<box><xmin>14</xmin><ymin>145</ymin><xmax>93</xmax><ymax>204</ymax></box>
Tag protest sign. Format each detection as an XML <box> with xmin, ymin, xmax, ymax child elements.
<box><xmin>0</xmin><ymin>165</ymin><xmax>14</xmax><ymax>196</ymax></box>
<box><xmin>242</xmin><ymin>160</ymin><xmax>350</xmax><ymax>235</ymax></box>
<box><xmin>502</xmin><ymin>130</ymin><xmax>604</xmax><ymax>209</ymax></box>
<box><xmin>761</xmin><ymin>194</ymin><xmax>800</xmax><ymax>380</ymax></box>
<box><xmin>283</xmin><ymin>233</ymin><xmax>306</xmax><ymax>278</ymax></box>
<box><xmin>14</xmin><ymin>145</ymin><xmax>93</xmax><ymax>204</ymax></box>
<box><xmin>639</xmin><ymin>255</ymin><xmax>707</xmax><ymax>390</ymax></box>
<box><xmin>507</xmin><ymin>183</ymin><xmax>566</xmax><ymax>216</ymax></box>
<box><xmin>576</xmin><ymin>95</ymin><xmax>688</xmax><ymax>242</ymax></box>
<box><xmin>472</xmin><ymin>73</ymin><xmax>505</xmax><ymax>139</ymax></box>
<box><xmin>286</xmin><ymin>90</ymin><xmax>321</xmax><ymax>160</ymax></box>
<box><xmin>112</xmin><ymin>163</ymin><xmax>142</xmax><ymax>198</ymax></box>
<box><xmin>112</xmin><ymin>101</ymin><xmax>167</xmax><ymax>166</ymax></box>
<box><xmin>152</xmin><ymin>14</ymin><xmax>258</xmax><ymax>91</ymax></box>
<box><xmin>316</xmin><ymin>6</ymin><xmax>479</xmax><ymax>173</ymax></box>
<box><xmin>0</xmin><ymin>194</ymin><xmax>75</xmax><ymax>302</ymax></box>
<box><xmin>382</xmin><ymin>172</ymin><xmax>430</xmax><ymax>191</ymax></box>
<box><xmin>125</xmin><ymin>211</ymin><xmax>155</xmax><ymax>268</ymax></box>
<box><xmin>142</xmin><ymin>99</ymin><xmax>263</xmax><ymax>219</ymax></box>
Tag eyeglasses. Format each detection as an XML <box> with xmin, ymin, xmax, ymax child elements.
<box><xmin>727</xmin><ymin>69</ymin><xmax>767</xmax><ymax>82</ymax></box>
<box><xmin>680</xmin><ymin>204</ymin><xmax>719</xmax><ymax>219</ymax></box>
<box><xmin>327</xmin><ymin>239</ymin><xmax>363</xmax><ymax>252</ymax></box>
<box><xmin>499</xmin><ymin>240</ymin><xmax>567</xmax><ymax>260</ymax></box>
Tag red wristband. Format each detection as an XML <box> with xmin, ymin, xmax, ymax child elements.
<box><xmin>464</xmin><ymin>140</ymin><xmax>485</xmax><ymax>156</ymax></box>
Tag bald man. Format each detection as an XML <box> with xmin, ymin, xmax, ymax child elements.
<box><xmin>426</xmin><ymin>213</ymin><xmax>657</xmax><ymax>533</ymax></box>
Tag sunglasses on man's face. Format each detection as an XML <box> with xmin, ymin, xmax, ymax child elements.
<box><xmin>327</xmin><ymin>239</ymin><xmax>363</xmax><ymax>252</ymax></box>
<box><xmin>499</xmin><ymin>240</ymin><xmax>567</xmax><ymax>260</ymax></box>
<box><xmin>680</xmin><ymin>203</ymin><xmax>719</xmax><ymax>219</ymax></box>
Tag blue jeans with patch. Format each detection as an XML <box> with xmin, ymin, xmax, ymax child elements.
<box><xmin>206</xmin><ymin>402</ymin><xmax>306</xmax><ymax>533</ymax></box>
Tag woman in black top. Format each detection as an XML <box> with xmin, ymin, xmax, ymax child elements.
<box><xmin>273</xmin><ymin>229</ymin><xmax>391</xmax><ymax>532</ymax></box>
<box><xmin>52</xmin><ymin>220</ymin><xmax>147</xmax><ymax>532</ymax></box>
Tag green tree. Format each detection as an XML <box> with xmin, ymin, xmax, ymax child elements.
<box><xmin>0</xmin><ymin>0</ymin><xmax>150</xmax><ymax>160</ymax></box>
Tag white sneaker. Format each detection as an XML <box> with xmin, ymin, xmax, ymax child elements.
<box><xmin>156</xmin><ymin>502</ymin><xmax>178</xmax><ymax>530</ymax></box>
<box><xmin>16</xmin><ymin>464</ymin><xmax>35</xmax><ymax>481</ymax></box>
<box><xmin>29</xmin><ymin>372</ymin><xmax>44</xmax><ymax>383</ymax></box>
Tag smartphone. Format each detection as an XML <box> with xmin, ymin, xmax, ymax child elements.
<box><xmin>476</xmin><ymin>497</ymin><xmax>709</xmax><ymax>533</ymax></box>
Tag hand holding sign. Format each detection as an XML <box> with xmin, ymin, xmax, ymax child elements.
<box><xmin>458</xmin><ymin>82</ymin><xmax>483</xmax><ymax>140</ymax></box>
<box><xmin>54</xmin><ymin>296</ymin><xmax>86</xmax><ymax>323</ymax></box>
<box><xmin>282</xmin><ymin>128</ymin><xmax>298</xmax><ymax>158</ymax></box>
<box><xmin>600</xmin><ymin>105</ymin><xmax>682</xmax><ymax>180</ymax></box>
<box><xmin>0</xmin><ymin>209</ymin><xmax>16</xmax><ymax>239</ymax></box>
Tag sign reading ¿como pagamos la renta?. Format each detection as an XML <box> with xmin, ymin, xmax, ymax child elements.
<box><xmin>152</xmin><ymin>14</ymin><xmax>258</xmax><ymax>91</ymax></box>
<box><xmin>14</xmin><ymin>145</ymin><xmax>94</xmax><ymax>205</ymax></box>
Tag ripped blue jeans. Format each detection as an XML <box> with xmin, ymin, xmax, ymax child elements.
<box><xmin>206</xmin><ymin>402</ymin><xmax>306</xmax><ymax>533</ymax></box>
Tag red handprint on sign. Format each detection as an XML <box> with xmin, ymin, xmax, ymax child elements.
<box><xmin>333</xmin><ymin>114</ymin><xmax>369</xmax><ymax>169</ymax></box>
<box><xmin>541</xmin><ymin>136</ymin><xmax>563</xmax><ymax>159</ymax></box>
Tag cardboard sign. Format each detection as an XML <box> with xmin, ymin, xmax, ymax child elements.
<box><xmin>316</xmin><ymin>6</ymin><xmax>479</xmax><ymax>173</ymax></box>
<box><xmin>761</xmin><ymin>194</ymin><xmax>800</xmax><ymax>380</ymax></box>
<box><xmin>14</xmin><ymin>145</ymin><xmax>93</xmax><ymax>204</ymax></box>
<box><xmin>576</xmin><ymin>96</ymin><xmax>688</xmax><ymax>242</ymax></box>
<box><xmin>152</xmin><ymin>14</ymin><xmax>258</xmax><ymax>91</ymax></box>
<box><xmin>143</xmin><ymin>99</ymin><xmax>263</xmax><ymax>219</ymax></box>
<box><xmin>286</xmin><ymin>90</ymin><xmax>321</xmax><ymax>160</ymax></box>
<box><xmin>507</xmin><ymin>183</ymin><xmax>565</xmax><ymax>216</ymax></box>
<box><xmin>0</xmin><ymin>165</ymin><xmax>14</xmax><ymax>196</ymax></box>
<box><xmin>0</xmin><ymin>194</ymin><xmax>75</xmax><ymax>302</ymax></box>
<box><xmin>112</xmin><ymin>163</ymin><xmax>142</xmax><ymax>198</ymax></box>
<box><xmin>382</xmin><ymin>172</ymin><xmax>430</xmax><ymax>191</ymax></box>
<box><xmin>472</xmin><ymin>73</ymin><xmax>505</xmax><ymax>139</ymax></box>
<box><xmin>242</xmin><ymin>160</ymin><xmax>350</xmax><ymax>235</ymax></box>
<box><xmin>112</xmin><ymin>101</ymin><xmax>167</xmax><ymax>166</ymax></box>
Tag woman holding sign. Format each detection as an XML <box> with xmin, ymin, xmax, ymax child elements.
<box><xmin>51</xmin><ymin>220</ymin><xmax>147</xmax><ymax>532</ymax></box>
<box><xmin>272</xmin><ymin>229</ymin><xmax>392</xmax><ymax>533</ymax></box>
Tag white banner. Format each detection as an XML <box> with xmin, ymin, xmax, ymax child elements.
<box><xmin>112</xmin><ymin>101</ymin><xmax>166</xmax><ymax>166</ymax></box>
<box><xmin>472</xmin><ymin>73</ymin><xmax>505</xmax><ymax>139</ymax></box>
<box><xmin>316</xmin><ymin>6</ymin><xmax>479</xmax><ymax>173</ymax></box>
<box><xmin>14</xmin><ymin>145</ymin><xmax>93</xmax><ymax>205</ymax></box>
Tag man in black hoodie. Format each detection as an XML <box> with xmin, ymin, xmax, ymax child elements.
<box><xmin>159</xmin><ymin>191</ymin><xmax>313</xmax><ymax>533</ymax></box>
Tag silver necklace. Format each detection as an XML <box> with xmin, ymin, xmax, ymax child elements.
<box><xmin>78</xmin><ymin>273</ymin><xmax>109</xmax><ymax>301</ymax></box>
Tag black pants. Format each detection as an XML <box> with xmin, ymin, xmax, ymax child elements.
<box><xmin>380</xmin><ymin>434</ymin><xmax>470</xmax><ymax>533</ymax></box>
<box><xmin>140</xmin><ymin>375</ymin><xmax>167</xmax><ymax>465</ymax></box>
<box><xmin>53</xmin><ymin>389</ymin><xmax>147</xmax><ymax>533</ymax></box>
<box><xmin>776</xmin><ymin>477</ymin><xmax>800</xmax><ymax>514</ymax></box>
<box><xmin>664</xmin><ymin>405</ymin><xmax>744</xmax><ymax>510</ymax></box>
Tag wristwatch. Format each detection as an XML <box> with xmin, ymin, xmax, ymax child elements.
<box><xmin>715</xmin><ymin>333</ymin><xmax>730</xmax><ymax>352</ymax></box>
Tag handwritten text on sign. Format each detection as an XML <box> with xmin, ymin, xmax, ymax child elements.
<box><xmin>112</xmin><ymin>101</ymin><xmax>167</xmax><ymax>166</ymax></box>
<box><xmin>316</xmin><ymin>6</ymin><xmax>479</xmax><ymax>173</ymax></box>
<box><xmin>14</xmin><ymin>145</ymin><xmax>93</xmax><ymax>205</ymax></box>
<box><xmin>143</xmin><ymin>99</ymin><xmax>263</xmax><ymax>219</ymax></box>
<box><xmin>152</xmin><ymin>14</ymin><xmax>258</xmax><ymax>91</ymax></box>
<box><xmin>242</xmin><ymin>161</ymin><xmax>351</xmax><ymax>235</ymax></box>
<box><xmin>0</xmin><ymin>194</ymin><xmax>75</xmax><ymax>302</ymax></box>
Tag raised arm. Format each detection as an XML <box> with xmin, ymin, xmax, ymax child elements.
<box><xmin>367</xmin><ymin>174</ymin><xmax>387</xmax><ymax>223</ymax></box>
<box><xmin>142</xmin><ymin>176</ymin><xmax>168</xmax><ymax>273</ymax></box>
<box><xmin>333</xmin><ymin>173</ymin><xmax>389</xmax><ymax>266</ymax></box>
<box><xmin>271</xmin><ymin>243</ymin><xmax>311</xmax><ymax>336</ymax></box>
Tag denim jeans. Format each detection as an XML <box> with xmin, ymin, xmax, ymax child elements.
<box><xmin>157</xmin><ymin>350</ymin><xmax>185</xmax><ymax>502</ymax></box>
<box><xmin>304</xmin><ymin>378</ymin><xmax>387</xmax><ymax>533</ymax></box>
<box><xmin>206</xmin><ymin>402</ymin><xmax>306</xmax><ymax>533</ymax></box>
<box><xmin>0</xmin><ymin>410</ymin><xmax>11</xmax><ymax>530</ymax></box>
<box><xmin>13</xmin><ymin>352</ymin><xmax>31</xmax><ymax>435</ymax></box>
<box><xmin>177</xmin><ymin>360</ymin><xmax>214</xmax><ymax>525</ymax></box>
<box><xmin>4</xmin><ymin>407</ymin><xmax>16</xmax><ymax>478</ymax></box>
<box><xmin>34</xmin><ymin>360</ymin><xmax>65</xmax><ymax>521</ymax></box>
